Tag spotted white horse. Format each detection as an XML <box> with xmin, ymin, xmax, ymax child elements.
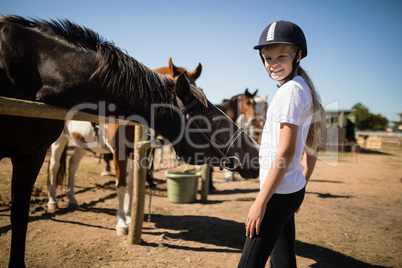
<box><xmin>47</xmin><ymin>121</ymin><xmax>136</xmax><ymax>235</ymax></box>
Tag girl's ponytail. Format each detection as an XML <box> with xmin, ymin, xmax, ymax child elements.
<box><xmin>296</xmin><ymin>67</ymin><xmax>326</xmax><ymax>154</ymax></box>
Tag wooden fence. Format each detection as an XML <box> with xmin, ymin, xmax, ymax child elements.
<box><xmin>0</xmin><ymin>96</ymin><xmax>211</xmax><ymax>245</ymax></box>
<box><xmin>356</xmin><ymin>134</ymin><xmax>402</xmax><ymax>150</ymax></box>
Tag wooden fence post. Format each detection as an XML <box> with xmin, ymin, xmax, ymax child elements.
<box><xmin>200</xmin><ymin>164</ymin><xmax>211</xmax><ymax>202</ymax></box>
<box><xmin>128</xmin><ymin>125</ymin><xmax>146</xmax><ymax>244</ymax></box>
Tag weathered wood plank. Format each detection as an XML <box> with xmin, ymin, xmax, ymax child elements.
<box><xmin>0</xmin><ymin>96</ymin><xmax>137</xmax><ymax>126</ymax></box>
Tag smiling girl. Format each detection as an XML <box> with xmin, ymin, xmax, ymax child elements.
<box><xmin>238</xmin><ymin>21</ymin><xmax>325</xmax><ymax>267</ymax></box>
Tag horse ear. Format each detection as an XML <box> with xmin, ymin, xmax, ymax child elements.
<box><xmin>245</xmin><ymin>88</ymin><xmax>250</xmax><ymax>95</ymax></box>
<box><xmin>175</xmin><ymin>72</ymin><xmax>192</xmax><ymax>103</ymax></box>
<box><xmin>169</xmin><ymin>58</ymin><xmax>181</xmax><ymax>78</ymax></box>
<box><xmin>189</xmin><ymin>63</ymin><xmax>202</xmax><ymax>81</ymax></box>
<box><xmin>253</xmin><ymin>89</ymin><xmax>258</xmax><ymax>97</ymax></box>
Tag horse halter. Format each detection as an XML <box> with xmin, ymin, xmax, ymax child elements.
<box><xmin>176</xmin><ymin>97</ymin><xmax>243</xmax><ymax>171</ymax></box>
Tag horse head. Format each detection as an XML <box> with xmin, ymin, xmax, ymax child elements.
<box><xmin>154</xmin><ymin>58</ymin><xmax>202</xmax><ymax>82</ymax></box>
<box><xmin>238</xmin><ymin>88</ymin><xmax>258</xmax><ymax>121</ymax></box>
<box><xmin>156</xmin><ymin>72</ymin><xmax>259</xmax><ymax>179</ymax></box>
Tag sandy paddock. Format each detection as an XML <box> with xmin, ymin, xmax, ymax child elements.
<box><xmin>0</xmin><ymin>148</ymin><xmax>401</xmax><ymax>267</ymax></box>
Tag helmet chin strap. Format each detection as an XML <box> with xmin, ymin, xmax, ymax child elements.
<box><xmin>277</xmin><ymin>47</ymin><xmax>301</xmax><ymax>87</ymax></box>
<box><xmin>259</xmin><ymin>47</ymin><xmax>301</xmax><ymax>88</ymax></box>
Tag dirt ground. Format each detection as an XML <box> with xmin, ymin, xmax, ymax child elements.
<box><xmin>0</xmin><ymin>147</ymin><xmax>401</xmax><ymax>268</ymax></box>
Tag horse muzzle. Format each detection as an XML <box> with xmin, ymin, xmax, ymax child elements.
<box><xmin>219</xmin><ymin>155</ymin><xmax>241</xmax><ymax>171</ymax></box>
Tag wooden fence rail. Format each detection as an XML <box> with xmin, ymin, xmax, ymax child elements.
<box><xmin>0</xmin><ymin>96</ymin><xmax>137</xmax><ymax>125</ymax></box>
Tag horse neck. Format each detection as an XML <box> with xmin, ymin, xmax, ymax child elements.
<box><xmin>93</xmin><ymin>54</ymin><xmax>177</xmax><ymax>117</ymax></box>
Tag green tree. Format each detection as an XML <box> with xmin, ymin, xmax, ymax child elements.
<box><xmin>352</xmin><ymin>103</ymin><xmax>388</xmax><ymax>131</ymax></box>
<box><xmin>391</xmin><ymin>113</ymin><xmax>402</xmax><ymax>130</ymax></box>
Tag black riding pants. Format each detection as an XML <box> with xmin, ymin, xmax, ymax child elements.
<box><xmin>238</xmin><ymin>187</ymin><xmax>305</xmax><ymax>268</ymax></box>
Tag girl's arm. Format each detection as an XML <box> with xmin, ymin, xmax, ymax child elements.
<box><xmin>294</xmin><ymin>151</ymin><xmax>318</xmax><ymax>213</ymax></box>
<box><xmin>245</xmin><ymin>123</ymin><xmax>298</xmax><ymax>238</ymax></box>
<box><xmin>302</xmin><ymin>150</ymin><xmax>318</xmax><ymax>184</ymax></box>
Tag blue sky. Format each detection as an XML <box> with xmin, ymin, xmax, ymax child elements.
<box><xmin>3</xmin><ymin>0</ymin><xmax>402</xmax><ymax>122</ymax></box>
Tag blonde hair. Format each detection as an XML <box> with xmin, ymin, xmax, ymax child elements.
<box><xmin>295</xmin><ymin>67</ymin><xmax>326</xmax><ymax>154</ymax></box>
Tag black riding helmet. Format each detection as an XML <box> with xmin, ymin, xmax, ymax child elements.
<box><xmin>254</xmin><ymin>21</ymin><xmax>307</xmax><ymax>83</ymax></box>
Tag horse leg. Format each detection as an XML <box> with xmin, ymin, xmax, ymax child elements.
<box><xmin>47</xmin><ymin>133</ymin><xmax>69</xmax><ymax>212</ymax></box>
<box><xmin>125</xmin><ymin>155</ymin><xmax>133</xmax><ymax>225</ymax></box>
<box><xmin>66</xmin><ymin>147</ymin><xmax>86</xmax><ymax>208</ymax></box>
<box><xmin>145</xmin><ymin>148</ymin><xmax>157</xmax><ymax>189</ymax></box>
<box><xmin>101</xmin><ymin>153</ymin><xmax>113</xmax><ymax>176</ymax></box>
<box><xmin>113</xmin><ymin>151</ymin><xmax>129</xmax><ymax>236</ymax></box>
<box><xmin>9</xmin><ymin>152</ymin><xmax>47</xmax><ymax>267</ymax></box>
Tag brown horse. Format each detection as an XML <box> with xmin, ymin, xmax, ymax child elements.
<box><xmin>219</xmin><ymin>90</ymin><xmax>266</xmax><ymax>142</ymax></box>
<box><xmin>216</xmin><ymin>89</ymin><xmax>258</xmax><ymax>122</ymax></box>
<box><xmin>102</xmin><ymin>57</ymin><xmax>203</xmax><ymax>188</ymax></box>
<box><xmin>0</xmin><ymin>16</ymin><xmax>259</xmax><ymax>267</ymax></box>
<box><xmin>47</xmin><ymin>59</ymin><xmax>203</xmax><ymax>235</ymax></box>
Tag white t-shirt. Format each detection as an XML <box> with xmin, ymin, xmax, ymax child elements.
<box><xmin>259</xmin><ymin>76</ymin><xmax>313</xmax><ymax>194</ymax></box>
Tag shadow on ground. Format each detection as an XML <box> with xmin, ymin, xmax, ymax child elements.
<box><xmin>142</xmin><ymin>214</ymin><xmax>389</xmax><ymax>267</ymax></box>
<box><xmin>296</xmin><ymin>240</ymin><xmax>390</xmax><ymax>268</ymax></box>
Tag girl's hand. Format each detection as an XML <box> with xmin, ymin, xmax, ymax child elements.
<box><xmin>245</xmin><ymin>200</ymin><xmax>266</xmax><ymax>238</ymax></box>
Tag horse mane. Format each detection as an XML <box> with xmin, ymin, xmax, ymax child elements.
<box><xmin>1</xmin><ymin>15</ymin><xmax>207</xmax><ymax>114</ymax></box>
<box><xmin>1</xmin><ymin>15</ymin><xmax>101</xmax><ymax>50</ymax></box>
<box><xmin>222</xmin><ymin>94</ymin><xmax>242</xmax><ymax>105</ymax></box>
<box><xmin>222</xmin><ymin>89</ymin><xmax>255</xmax><ymax>105</ymax></box>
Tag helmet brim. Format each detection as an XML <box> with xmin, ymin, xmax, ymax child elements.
<box><xmin>253</xmin><ymin>41</ymin><xmax>296</xmax><ymax>50</ymax></box>
<box><xmin>253</xmin><ymin>41</ymin><xmax>307</xmax><ymax>58</ymax></box>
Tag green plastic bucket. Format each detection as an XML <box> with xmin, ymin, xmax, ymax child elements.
<box><xmin>166</xmin><ymin>172</ymin><xmax>200</xmax><ymax>203</ymax></box>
